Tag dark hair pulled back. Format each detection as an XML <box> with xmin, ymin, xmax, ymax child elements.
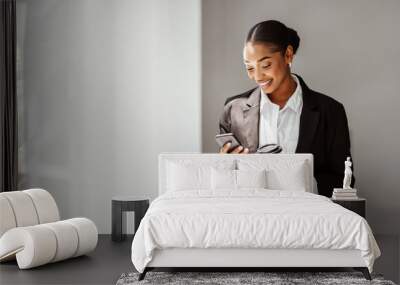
<box><xmin>246</xmin><ymin>20</ymin><xmax>300</xmax><ymax>54</ymax></box>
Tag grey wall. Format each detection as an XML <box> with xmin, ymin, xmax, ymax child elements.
<box><xmin>202</xmin><ymin>0</ymin><xmax>400</xmax><ymax>236</ymax></box>
<box><xmin>18</xmin><ymin>0</ymin><xmax>201</xmax><ymax>233</ymax></box>
<box><xmin>18</xmin><ymin>0</ymin><xmax>399</xmax><ymax>241</ymax></box>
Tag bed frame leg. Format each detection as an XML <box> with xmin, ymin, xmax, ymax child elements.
<box><xmin>354</xmin><ymin>267</ymin><xmax>371</xmax><ymax>280</ymax></box>
<box><xmin>138</xmin><ymin>268</ymin><xmax>148</xmax><ymax>281</ymax></box>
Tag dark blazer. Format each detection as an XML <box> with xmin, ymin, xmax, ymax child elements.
<box><xmin>218</xmin><ymin>73</ymin><xmax>355</xmax><ymax>197</ymax></box>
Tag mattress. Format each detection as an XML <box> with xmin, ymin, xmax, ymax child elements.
<box><xmin>131</xmin><ymin>189</ymin><xmax>381</xmax><ymax>273</ymax></box>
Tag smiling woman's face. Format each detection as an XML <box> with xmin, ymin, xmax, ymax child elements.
<box><xmin>243</xmin><ymin>42</ymin><xmax>293</xmax><ymax>94</ymax></box>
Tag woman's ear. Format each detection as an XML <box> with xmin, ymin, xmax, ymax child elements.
<box><xmin>284</xmin><ymin>45</ymin><xmax>294</xmax><ymax>65</ymax></box>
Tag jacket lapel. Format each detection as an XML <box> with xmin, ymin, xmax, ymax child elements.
<box><xmin>238</xmin><ymin>74</ymin><xmax>320</xmax><ymax>153</ymax></box>
<box><xmin>294</xmin><ymin>74</ymin><xmax>320</xmax><ymax>153</ymax></box>
<box><xmin>240</xmin><ymin>87</ymin><xmax>260</xmax><ymax>152</ymax></box>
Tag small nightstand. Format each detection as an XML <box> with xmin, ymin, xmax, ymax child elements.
<box><xmin>331</xmin><ymin>198</ymin><xmax>366</xmax><ymax>218</ymax></box>
<box><xmin>111</xmin><ymin>196</ymin><xmax>150</xmax><ymax>242</ymax></box>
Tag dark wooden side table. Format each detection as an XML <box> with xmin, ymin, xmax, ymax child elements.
<box><xmin>331</xmin><ymin>197</ymin><xmax>366</xmax><ymax>218</ymax></box>
<box><xmin>112</xmin><ymin>196</ymin><xmax>150</xmax><ymax>242</ymax></box>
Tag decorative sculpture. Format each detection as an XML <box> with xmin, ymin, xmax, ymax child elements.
<box><xmin>343</xmin><ymin>157</ymin><xmax>352</xmax><ymax>189</ymax></box>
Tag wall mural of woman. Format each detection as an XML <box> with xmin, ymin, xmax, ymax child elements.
<box><xmin>217</xmin><ymin>20</ymin><xmax>355</xmax><ymax>198</ymax></box>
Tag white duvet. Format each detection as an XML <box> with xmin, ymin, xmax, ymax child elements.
<box><xmin>131</xmin><ymin>189</ymin><xmax>381</xmax><ymax>273</ymax></box>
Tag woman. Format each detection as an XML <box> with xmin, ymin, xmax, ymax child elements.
<box><xmin>218</xmin><ymin>20</ymin><xmax>354</xmax><ymax>197</ymax></box>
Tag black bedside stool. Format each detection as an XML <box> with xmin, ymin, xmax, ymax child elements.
<box><xmin>331</xmin><ymin>197</ymin><xmax>366</xmax><ymax>218</ymax></box>
<box><xmin>112</xmin><ymin>196</ymin><xmax>150</xmax><ymax>242</ymax></box>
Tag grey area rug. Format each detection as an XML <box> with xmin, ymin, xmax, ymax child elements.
<box><xmin>116</xmin><ymin>271</ymin><xmax>397</xmax><ymax>285</ymax></box>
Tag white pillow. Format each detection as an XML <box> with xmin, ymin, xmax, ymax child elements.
<box><xmin>167</xmin><ymin>162</ymin><xmax>210</xmax><ymax>191</ymax></box>
<box><xmin>166</xmin><ymin>159</ymin><xmax>236</xmax><ymax>191</ymax></box>
<box><xmin>237</xmin><ymin>159</ymin><xmax>310</xmax><ymax>192</ymax></box>
<box><xmin>266</xmin><ymin>161</ymin><xmax>308</xmax><ymax>191</ymax></box>
<box><xmin>211</xmin><ymin>168</ymin><xmax>267</xmax><ymax>190</ymax></box>
<box><xmin>236</xmin><ymin>169</ymin><xmax>267</xmax><ymax>188</ymax></box>
<box><xmin>211</xmin><ymin>168</ymin><xmax>236</xmax><ymax>189</ymax></box>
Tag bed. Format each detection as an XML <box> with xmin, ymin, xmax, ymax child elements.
<box><xmin>131</xmin><ymin>153</ymin><xmax>381</xmax><ymax>281</ymax></box>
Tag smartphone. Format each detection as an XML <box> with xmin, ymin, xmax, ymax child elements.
<box><xmin>215</xmin><ymin>133</ymin><xmax>240</xmax><ymax>151</ymax></box>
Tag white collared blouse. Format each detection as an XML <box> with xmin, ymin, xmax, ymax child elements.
<box><xmin>259</xmin><ymin>73</ymin><xmax>303</xmax><ymax>153</ymax></box>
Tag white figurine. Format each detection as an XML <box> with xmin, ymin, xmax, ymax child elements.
<box><xmin>343</xmin><ymin>157</ymin><xmax>352</xmax><ymax>189</ymax></box>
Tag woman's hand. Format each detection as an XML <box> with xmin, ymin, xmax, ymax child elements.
<box><xmin>219</xmin><ymin>142</ymin><xmax>249</xmax><ymax>154</ymax></box>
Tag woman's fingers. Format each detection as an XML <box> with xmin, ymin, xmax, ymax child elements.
<box><xmin>235</xmin><ymin>146</ymin><xmax>249</xmax><ymax>154</ymax></box>
<box><xmin>219</xmin><ymin>142</ymin><xmax>231</xmax><ymax>153</ymax></box>
<box><xmin>231</xmin><ymin>146</ymin><xmax>244</xmax><ymax>153</ymax></box>
<box><xmin>219</xmin><ymin>143</ymin><xmax>249</xmax><ymax>154</ymax></box>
